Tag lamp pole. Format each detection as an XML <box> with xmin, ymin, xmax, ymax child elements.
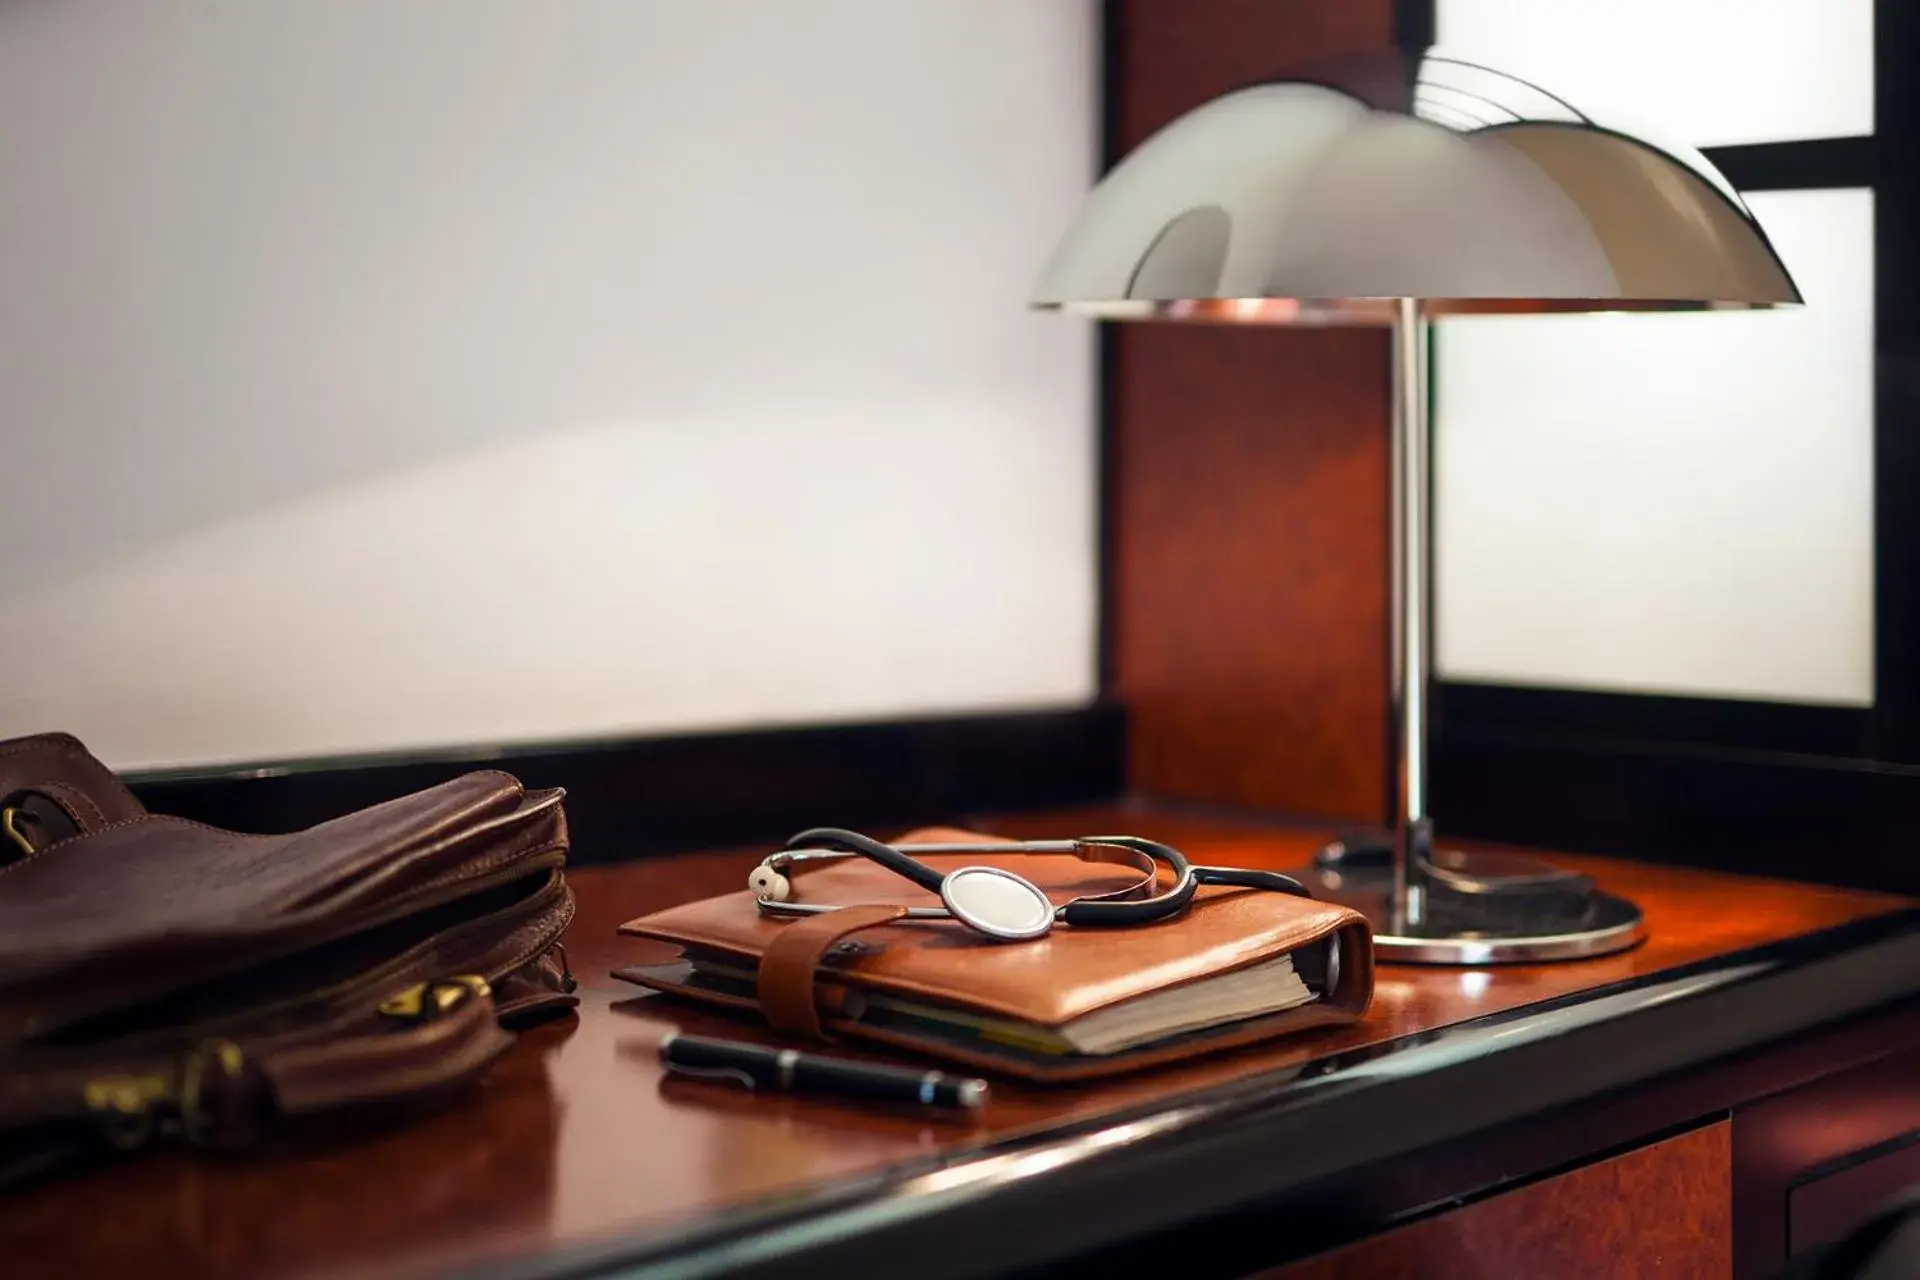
<box><xmin>1355</xmin><ymin>298</ymin><xmax>1644</xmax><ymax>962</ymax></box>
<box><xmin>1389</xmin><ymin>296</ymin><xmax>1432</xmax><ymax>933</ymax></box>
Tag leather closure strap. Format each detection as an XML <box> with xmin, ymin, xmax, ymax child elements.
<box><xmin>757</xmin><ymin>904</ymin><xmax>907</xmax><ymax>1041</ymax></box>
<box><xmin>0</xmin><ymin>734</ymin><xmax>145</xmax><ymax>850</ymax></box>
<box><xmin>263</xmin><ymin>981</ymin><xmax>511</xmax><ymax>1115</ymax></box>
<box><xmin>1</xmin><ymin>794</ymin><xmax>83</xmax><ymax>863</ymax></box>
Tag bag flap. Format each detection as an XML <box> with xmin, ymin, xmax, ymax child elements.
<box><xmin>0</xmin><ymin>770</ymin><xmax>568</xmax><ymax>1044</ymax></box>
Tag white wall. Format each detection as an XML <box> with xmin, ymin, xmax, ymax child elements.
<box><xmin>0</xmin><ymin>0</ymin><xmax>1099</xmax><ymax>770</ymax></box>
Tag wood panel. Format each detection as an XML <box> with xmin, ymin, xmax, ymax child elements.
<box><xmin>1263</xmin><ymin>1122</ymin><xmax>1733</xmax><ymax>1279</ymax></box>
<box><xmin>1792</xmin><ymin>1141</ymin><xmax>1920</xmax><ymax>1261</ymax></box>
<box><xmin>1109</xmin><ymin>0</ymin><xmax>1395</xmax><ymax>821</ymax></box>
<box><xmin>0</xmin><ymin>806</ymin><xmax>1902</xmax><ymax>1280</ymax></box>
<box><xmin>1734</xmin><ymin>1042</ymin><xmax>1920</xmax><ymax>1275</ymax></box>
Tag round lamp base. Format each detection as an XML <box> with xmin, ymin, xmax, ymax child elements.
<box><xmin>1311</xmin><ymin>854</ymin><xmax>1647</xmax><ymax>965</ymax></box>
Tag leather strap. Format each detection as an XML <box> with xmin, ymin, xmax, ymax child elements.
<box><xmin>757</xmin><ymin>904</ymin><xmax>907</xmax><ymax>1041</ymax></box>
<box><xmin>0</xmin><ymin>734</ymin><xmax>145</xmax><ymax>847</ymax></box>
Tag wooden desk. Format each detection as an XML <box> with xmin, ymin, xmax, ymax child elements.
<box><xmin>3</xmin><ymin>805</ymin><xmax>1914</xmax><ymax>1279</ymax></box>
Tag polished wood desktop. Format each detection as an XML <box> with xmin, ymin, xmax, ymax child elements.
<box><xmin>2</xmin><ymin>804</ymin><xmax>1913</xmax><ymax>1279</ymax></box>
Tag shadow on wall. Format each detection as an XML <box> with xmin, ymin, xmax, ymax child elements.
<box><xmin>0</xmin><ymin>409</ymin><xmax>1096</xmax><ymax>771</ymax></box>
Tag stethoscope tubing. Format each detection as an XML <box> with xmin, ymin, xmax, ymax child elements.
<box><xmin>757</xmin><ymin>829</ymin><xmax>1308</xmax><ymax>933</ymax></box>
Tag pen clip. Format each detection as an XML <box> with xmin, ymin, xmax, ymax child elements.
<box><xmin>662</xmin><ymin>1061</ymin><xmax>758</xmax><ymax>1091</ymax></box>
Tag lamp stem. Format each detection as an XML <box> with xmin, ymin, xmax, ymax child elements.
<box><xmin>1313</xmin><ymin>299</ymin><xmax>1643</xmax><ymax>961</ymax></box>
<box><xmin>1389</xmin><ymin>296</ymin><xmax>1432</xmax><ymax>932</ymax></box>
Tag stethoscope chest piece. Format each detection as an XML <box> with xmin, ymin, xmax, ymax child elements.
<box><xmin>938</xmin><ymin>866</ymin><xmax>1056</xmax><ymax>941</ymax></box>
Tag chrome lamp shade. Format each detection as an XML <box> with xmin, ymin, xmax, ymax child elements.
<box><xmin>1034</xmin><ymin>49</ymin><xmax>1800</xmax><ymax>964</ymax></box>
<box><xmin>1034</xmin><ymin>50</ymin><xmax>1799</xmax><ymax>320</ymax></box>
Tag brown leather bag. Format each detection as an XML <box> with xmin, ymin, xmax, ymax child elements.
<box><xmin>0</xmin><ymin>733</ymin><xmax>576</xmax><ymax>1188</ymax></box>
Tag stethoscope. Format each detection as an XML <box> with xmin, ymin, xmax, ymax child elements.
<box><xmin>749</xmin><ymin>827</ymin><xmax>1311</xmax><ymax>943</ymax></box>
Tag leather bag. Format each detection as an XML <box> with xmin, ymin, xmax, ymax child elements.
<box><xmin>0</xmin><ymin>733</ymin><xmax>576</xmax><ymax>1188</ymax></box>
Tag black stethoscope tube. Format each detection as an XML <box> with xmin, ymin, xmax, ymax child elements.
<box><xmin>773</xmin><ymin>828</ymin><xmax>1308</xmax><ymax>931</ymax></box>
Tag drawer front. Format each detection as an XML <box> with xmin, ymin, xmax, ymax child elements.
<box><xmin>1260</xmin><ymin>1121</ymin><xmax>1731</xmax><ymax>1280</ymax></box>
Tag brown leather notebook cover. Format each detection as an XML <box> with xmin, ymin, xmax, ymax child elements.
<box><xmin>615</xmin><ymin>827</ymin><xmax>1373</xmax><ymax>1081</ymax></box>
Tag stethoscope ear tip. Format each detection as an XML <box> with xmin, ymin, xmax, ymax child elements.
<box><xmin>747</xmin><ymin>865</ymin><xmax>792</xmax><ymax>902</ymax></box>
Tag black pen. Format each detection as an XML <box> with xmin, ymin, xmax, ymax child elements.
<box><xmin>658</xmin><ymin>1032</ymin><xmax>990</xmax><ymax>1112</ymax></box>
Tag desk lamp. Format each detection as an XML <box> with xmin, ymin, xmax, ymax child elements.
<box><xmin>1033</xmin><ymin>48</ymin><xmax>1800</xmax><ymax>963</ymax></box>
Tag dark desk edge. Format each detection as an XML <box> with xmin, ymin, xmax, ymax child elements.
<box><xmin>455</xmin><ymin>906</ymin><xmax>1920</xmax><ymax>1280</ymax></box>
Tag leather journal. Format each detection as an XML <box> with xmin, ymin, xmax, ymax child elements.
<box><xmin>0</xmin><ymin>733</ymin><xmax>576</xmax><ymax>1188</ymax></box>
<box><xmin>616</xmin><ymin>828</ymin><xmax>1374</xmax><ymax>1080</ymax></box>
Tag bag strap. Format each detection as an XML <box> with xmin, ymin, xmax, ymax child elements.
<box><xmin>0</xmin><ymin>734</ymin><xmax>146</xmax><ymax>862</ymax></box>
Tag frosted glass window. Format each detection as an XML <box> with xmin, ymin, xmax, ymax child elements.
<box><xmin>1435</xmin><ymin>188</ymin><xmax>1875</xmax><ymax>707</ymax></box>
<box><xmin>1436</xmin><ymin>0</ymin><xmax>1873</xmax><ymax>147</ymax></box>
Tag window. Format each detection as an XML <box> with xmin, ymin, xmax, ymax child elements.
<box><xmin>1433</xmin><ymin>0</ymin><xmax>1877</xmax><ymax>708</ymax></box>
<box><xmin>1437</xmin><ymin>188</ymin><xmax>1875</xmax><ymax>707</ymax></box>
<box><xmin>1437</xmin><ymin>0</ymin><xmax>1872</xmax><ymax>147</ymax></box>
<box><xmin>1411</xmin><ymin>0</ymin><xmax>1918</xmax><ymax>887</ymax></box>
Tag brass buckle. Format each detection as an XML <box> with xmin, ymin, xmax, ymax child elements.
<box><xmin>377</xmin><ymin>975</ymin><xmax>491</xmax><ymax>1026</ymax></box>
<box><xmin>178</xmin><ymin>1039</ymin><xmax>246</xmax><ymax>1148</ymax></box>
<box><xmin>81</xmin><ymin>1074</ymin><xmax>171</xmax><ymax>1151</ymax></box>
<box><xmin>1</xmin><ymin>807</ymin><xmax>35</xmax><ymax>858</ymax></box>
<box><xmin>81</xmin><ymin>1039</ymin><xmax>247</xmax><ymax>1151</ymax></box>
